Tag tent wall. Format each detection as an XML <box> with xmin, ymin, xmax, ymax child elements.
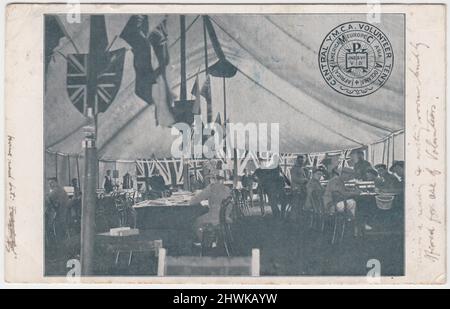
<box><xmin>45</xmin><ymin>131</ymin><xmax>404</xmax><ymax>192</ymax></box>
<box><xmin>45</xmin><ymin>151</ymin><xmax>84</xmax><ymax>191</ymax></box>
<box><xmin>368</xmin><ymin>131</ymin><xmax>404</xmax><ymax>167</ymax></box>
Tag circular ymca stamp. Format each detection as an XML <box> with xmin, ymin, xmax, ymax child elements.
<box><xmin>318</xmin><ymin>21</ymin><xmax>394</xmax><ymax>97</ymax></box>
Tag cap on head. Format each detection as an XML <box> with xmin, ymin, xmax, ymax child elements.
<box><xmin>350</xmin><ymin>149</ymin><xmax>364</xmax><ymax>156</ymax></box>
<box><xmin>392</xmin><ymin>161</ymin><xmax>404</xmax><ymax>168</ymax></box>
<box><xmin>390</xmin><ymin>161</ymin><xmax>404</xmax><ymax>172</ymax></box>
<box><xmin>374</xmin><ymin>164</ymin><xmax>387</xmax><ymax>170</ymax></box>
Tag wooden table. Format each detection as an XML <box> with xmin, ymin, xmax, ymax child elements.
<box><xmin>132</xmin><ymin>192</ymin><xmax>208</xmax><ymax>230</ymax></box>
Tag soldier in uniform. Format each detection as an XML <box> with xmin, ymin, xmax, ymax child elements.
<box><xmin>46</xmin><ymin>177</ymin><xmax>69</xmax><ymax>247</ymax></box>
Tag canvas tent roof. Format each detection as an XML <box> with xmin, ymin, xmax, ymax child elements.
<box><xmin>45</xmin><ymin>14</ymin><xmax>404</xmax><ymax>160</ymax></box>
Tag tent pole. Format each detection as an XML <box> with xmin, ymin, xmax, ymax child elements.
<box><xmin>180</xmin><ymin>15</ymin><xmax>187</xmax><ymax>101</ymax></box>
<box><xmin>223</xmin><ymin>77</ymin><xmax>227</xmax><ymax>125</ymax></box>
<box><xmin>222</xmin><ymin>77</ymin><xmax>237</xmax><ymax>188</ymax></box>
<box><xmin>386</xmin><ymin>137</ymin><xmax>391</xmax><ymax>169</ymax></box>
<box><xmin>55</xmin><ymin>152</ymin><xmax>58</xmax><ymax>179</ymax></box>
<box><xmin>223</xmin><ymin>77</ymin><xmax>227</xmax><ymax>162</ymax></box>
<box><xmin>144</xmin><ymin>160</ymin><xmax>150</xmax><ymax>193</ymax></box>
<box><xmin>392</xmin><ymin>134</ymin><xmax>395</xmax><ymax>163</ymax></box>
<box><xmin>203</xmin><ymin>16</ymin><xmax>212</xmax><ymax>123</ymax></box>
<box><xmin>80</xmin><ymin>108</ymin><xmax>97</xmax><ymax>276</ymax></box>
<box><xmin>97</xmin><ymin>161</ymin><xmax>100</xmax><ymax>188</ymax></box>
<box><xmin>68</xmin><ymin>155</ymin><xmax>71</xmax><ymax>185</ymax></box>
<box><xmin>76</xmin><ymin>155</ymin><xmax>80</xmax><ymax>187</ymax></box>
<box><xmin>180</xmin><ymin>15</ymin><xmax>190</xmax><ymax>191</ymax></box>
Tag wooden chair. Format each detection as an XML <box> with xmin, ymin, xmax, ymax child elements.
<box><xmin>113</xmin><ymin>193</ymin><xmax>137</xmax><ymax>228</ymax></box>
<box><xmin>232</xmin><ymin>189</ymin><xmax>251</xmax><ymax>217</ymax></box>
<box><xmin>330</xmin><ymin>201</ymin><xmax>355</xmax><ymax>244</ymax></box>
<box><xmin>220</xmin><ymin>196</ymin><xmax>235</xmax><ymax>256</ymax></box>
<box><xmin>331</xmin><ymin>212</ymin><xmax>346</xmax><ymax>244</ymax></box>
<box><xmin>157</xmin><ymin>248</ymin><xmax>260</xmax><ymax>276</ymax></box>
<box><xmin>198</xmin><ymin>196</ymin><xmax>235</xmax><ymax>257</ymax></box>
<box><xmin>305</xmin><ymin>191</ymin><xmax>326</xmax><ymax>232</ymax></box>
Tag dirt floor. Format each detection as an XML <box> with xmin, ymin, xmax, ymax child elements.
<box><xmin>45</xmin><ymin>204</ymin><xmax>404</xmax><ymax>277</ymax></box>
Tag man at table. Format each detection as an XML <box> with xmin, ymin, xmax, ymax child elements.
<box><xmin>241</xmin><ymin>169</ymin><xmax>255</xmax><ymax>206</ymax></box>
<box><xmin>357</xmin><ymin>168</ymin><xmax>379</xmax><ymax>231</ymax></box>
<box><xmin>290</xmin><ymin>155</ymin><xmax>308</xmax><ymax>219</ymax></box>
<box><xmin>304</xmin><ymin>168</ymin><xmax>325</xmax><ymax>214</ymax></box>
<box><xmin>189</xmin><ymin>175</ymin><xmax>232</xmax><ymax>241</ymax></box>
<box><xmin>148</xmin><ymin>169</ymin><xmax>167</xmax><ymax>197</ymax></box>
<box><xmin>374</xmin><ymin>164</ymin><xmax>401</xmax><ymax>192</ymax></box>
<box><xmin>323</xmin><ymin>167</ymin><xmax>361</xmax><ymax>218</ymax></box>
<box><xmin>389</xmin><ymin>161</ymin><xmax>405</xmax><ymax>220</ymax></box>
<box><xmin>104</xmin><ymin>170</ymin><xmax>113</xmax><ymax>193</ymax></box>
<box><xmin>350</xmin><ymin>149</ymin><xmax>372</xmax><ymax>181</ymax></box>
<box><xmin>390</xmin><ymin>161</ymin><xmax>404</xmax><ymax>183</ymax></box>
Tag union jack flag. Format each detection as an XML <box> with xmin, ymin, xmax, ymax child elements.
<box><xmin>67</xmin><ymin>48</ymin><xmax>126</xmax><ymax>115</ymax></box>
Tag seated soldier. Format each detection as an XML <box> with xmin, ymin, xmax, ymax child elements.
<box><xmin>365</xmin><ymin>168</ymin><xmax>378</xmax><ymax>182</ymax></box>
<box><xmin>374</xmin><ymin>163</ymin><xmax>402</xmax><ymax>193</ymax></box>
<box><xmin>290</xmin><ymin>155</ymin><xmax>308</xmax><ymax>220</ymax></box>
<box><xmin>389</xmin><ymin>161</ymin><xmax>405</xmax><ymax>220</ymax></box>
<box><xmin>304</xmin><ymin>168</ymin><xmax>325</xmax><ymax>214</ymax></box>
<box><xmin>350</xmin><ymin>149</ymin><xmax>373</xmax><ymax>181</ymax></box>
<box><xmin>323</xmin><ymin>167</ymin><xmax>361</xmax><ymax>218</ymax></box>
<box><xmin>147</xmin><ymin>169</ymin><xmax>168</xmax><ymax>198</ymax></box>
<box><xmin>190</xmin><ymin>175</ymin><xmax>233</xmax><ymax>242</ymax></box>
<box><xmin>358</xmin><ymin>168</ymin><xmax>379</xmax><ymax>231</ymax></box>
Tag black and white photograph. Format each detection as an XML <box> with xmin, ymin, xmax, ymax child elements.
<box><xmin>43</xmin><ymin>12</ymin><xmax>405</xmax><ymax>277</ymax></box>
<box><xmin>3</xmin><ymin>2</ymin><xmax>446</xmax><ymax>286</ymax></box>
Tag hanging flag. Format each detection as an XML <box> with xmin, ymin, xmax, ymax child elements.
<box><xmin>45</xmin><ymin>16</ymin><xmax>66</xmax><ymax>74</ymax></box>
<box><xmin>66</xmin><ymin>15</ymin><xmax>125</xmax><ymax>115</ymax></box>
<box><xmin>202</xmin><ymin>16</ymin><xmax>237</xmax><ymax>78</ymax></box>
<box><xmin>200</xmin><ymin>74</ymin><xmax>212</xmax><ymax>122</ymax></box>
<box><xmin>214</xmin><ymin>112</ymin><xmax>222</xmax><ymax>127</ymax></box>
<box><xmin>191</xmin><ymin>75</ymin><xmax>201</xmax><ymax>115</ymax></box>
<box><xmin>120</xmin><ymin>15</ymin><xmax>156</xmax><ymax>105</ymax></box>
<box><xmin>149</xmin><ymin>18</ymin><xmax>175</xmax><ymax>127</ymax></box>
<box><xmin>200</xmin><ymin>74</ymin><xmax>211</xmax><ymax>100</ymax></box>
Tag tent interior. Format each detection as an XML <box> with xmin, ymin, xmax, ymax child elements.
<box><xmin>44</xmin><ymin>14</ymin><xmax>405</xmax><ymax>277</ymax></box>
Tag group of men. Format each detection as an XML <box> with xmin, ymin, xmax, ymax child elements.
<box><xmin>231</xmin><ymin>149</ymin><xmax>404</xmax><ymax>225</ymax></box>
<box><xmin>46</xmin><ymin>150</ymin><xmax>404</xmax><ymax>251</ymax></box>
<box><xmin>45</xmin><ymin>177</ymin><xmax>82</xmax><ymax>252</ymax></box>
<box><xmin>103</xmin><ymin>170</ymin><xmax>135</xmax><ymax>193</ymax></box>
<box><xmin>291</xmin><ymin>149</ymin><xmax>404</xmax><ymax>230</ymax></box>
<box><xmin>103</xmin><ymin>169</ymin><xmax>168</xmax><ymax>199</ymax></box>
